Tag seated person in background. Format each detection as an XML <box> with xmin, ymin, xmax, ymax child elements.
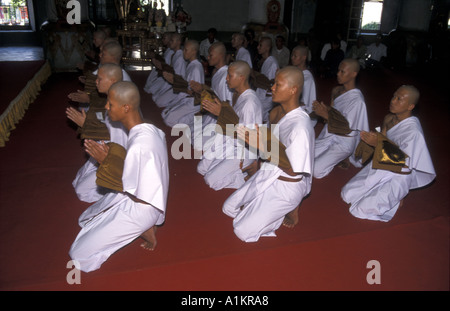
<box><xmin>157</xmin><ymin>40</ymin><xmax>203</xmax><ymax>111</ymax></box>
<box><xmin>69</xmin><ymin>81</ymin><xmax>169</xmax><ymax>273</ymax></box>
<box><xmin>290</xmin><ymin>45</ymin><xmax>317</xmax><ymax>117</ymax></box>
<box><xmin>152</xmin><ymin>33</ymin><xmax>187</xmax><ymax>107</ymax></box>
<box><xmin>255</xmin><ymin>36</ymin><xmax>279</xmax><ymax>123</ymax></box>
<box><xmin>320</xmin><ymin>37</ymin><xmax>345</xmax><ymax>78</ymax></box>
<box><xmin>66</xmin><ymin>64</ymin><xmax>128</xmax><ymax>203</ymax></box>
<box><xmin>144</xmin><ymin>32</ymin><xmax>174</xmax><ymax>95</ymax></box>
<box><xmin>244</xmin><ymin>28</ymin><xmax>259</xmax><ymax>69</ymax></box>
<box><xmin>200</xmin><ymin>28</ymin><xmax>218</xmax><ymax>61</ymax></box>
<box><xmin>272</xmin><ymin>35</ymin><xmax>290</xmax><ymax>69</ymax></box>
<box><xmin>222</xmin><ymin>66</ymin><xmax>314</xmax><ymax>242</ymax></box>
<box><xmin>190</xmin><ymin>42</ymin><xmax>234</xmax><ymax>148</ymax></box>
<box><xmin>199</xmin><ymin>28</ymin><xmax>218</xmax><ymax>77</ymax></box>
<box><xmin>313</xmin><ymin>58</ymin><xmax>369</xmax><ymax>179</ymax></box>
<box><xmin>348</xmin><ymin>36</ymin><xmax>367</xmax><ymax>69</ymax></box>
<box><xmin>77</xmin><ymin>29</ymin><xmax>107</xmax><ymax>72</ymax></box>
<box><xmin>341</xmin><ymin>85</ymin><xmax>436</xmax><ymax>222</ymax></box>
<box><xmin>86</xmin><ymin>29</ymin><xmax>107</xmax><ymax>63</ymax></box>
<box><xmin>160</xmin><ymin>40</ymin><xmax>205</xmax><ymax>128</ymax></box>
<box><xmin>231</xmin><ymin>33</ymin><xmax>253</xmax><ymax>68</ymax></box>
<box><xmin>366</xmin><ymin>33</ymin><xmax>387</xmax><ymax>68</ymax></box>
<box><xmin>321</xmin><ymin>33</ymin><xmax>347</xmax><ymax>61</ymax></box>
<box><xmin>69</xmin><ymin>41</ymin><xmax>132</xmax><ymax>107</ymax></box>
<box><xmin>197</xmin><ymin>61</ymin><xmax>262</xmax><ymax>191</ymax></box>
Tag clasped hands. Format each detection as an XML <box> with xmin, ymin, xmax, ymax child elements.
<box><xmin>68</xmin><ymin>90</ymin><xmax>90</xmax><ymax>104</ymax></box>
<box><xmin>84</xmin><ymin>140</ymin><xmax>109</xmax><ymax>165</ymax></box>
<box><xmin>360</xmin><ymin>131</ymin><xmax>378</xmax><ymax>147</ymax></box>
<box><xmin>66</xmin><ymin>106</ymin><xmax>86</xmax><ymax>127</ymax></box>
<box><xmin>201</xmin><ymin>97</ymin><xmax>222</xmax><ymax>116</ymax></box>
<box><xmin>312</xmin><ymin>100</ymin><xmax>329</xmax><ymax>120</ymax></box>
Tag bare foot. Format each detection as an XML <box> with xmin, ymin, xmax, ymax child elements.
<box><xmin>140</xmin><ymin>226</ymin><xmax>157</xmax><ymax>251</ymax></box>
<box><xmin>283</xmin><ymin>206</ymin><xmax>299</xmax><ymax>229</ymax></box>
<box><xmin>337</xmin><ymin>158</ymin><xmax>350</xmax><ymax>169</ymax></box>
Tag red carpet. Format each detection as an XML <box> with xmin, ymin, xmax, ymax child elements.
<box><xmin>0</xmin><ymin>61</ymin><xmax>46</xmax><ymax>112</ymax></box>
<box><xmin>0</xmin><ymin>65</ymin><xmax>448</xmax><ymax>292</ymax></box>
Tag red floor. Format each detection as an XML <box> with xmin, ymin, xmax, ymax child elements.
<box><xmin>0</xmin><ymin>63</ymin><xmax>448</xmax><ymax>292</ymax></box>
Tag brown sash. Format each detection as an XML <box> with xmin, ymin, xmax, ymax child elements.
<box><xmin>96</xmin><ymin>142</ymin><xmax>126</xmax><ymax>192</ymax></box>
<box><xmin>327</xmin><ymin>107</ymin><xmax>352</xmax><ymax>136</ymax></box>
<box><xmin>80</xmin><ymin>94</ymin><xmax>110</xmax><ymax>141</ymax></box>
<box><xmin>354</xmin><ymin>132</ymin><xmax>409</xmax><ymax>173</ymax></box>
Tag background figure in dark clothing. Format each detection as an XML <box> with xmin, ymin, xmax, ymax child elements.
<box><xmin>244</xmin><ymin>28</ymin><xmax>260</xmax><ymax>70</ymax></box>
<box><xmin>320</xmin><ymin>37</ymin><xmax>345</xmax><ymax>78</ymax></box>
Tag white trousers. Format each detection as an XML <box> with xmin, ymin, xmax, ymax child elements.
<box><xmin>313</xmin><ymin>135</ymin><xmax>354</xmax><ymax>179</ymax></box>
<box><xmin>72</xmin><ymin>157</ymin><xmax>106</xmax><ymax>203</ymax></box>
<box><xmin>69</xmin><ymin>192</ymin><xmax>164</xmax><ymax>272</ymax></box>
<box><xmin>223</xmin><ymin>178</ymin><xmax>308</xmax><ymax>242</ymax></box>
<box><xmin>341</xmin><ymin>164</ymin><xmax>410</xmax><ymax>222</ymax></box>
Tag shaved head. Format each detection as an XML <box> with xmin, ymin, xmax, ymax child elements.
<box><xmin>232</xmin><ymin>33</ymin><xmax>246</xmax><ymax>46</ymax></box>
<box><xmin>185</xmin><ymin>40</ymin><xmax>199</xmax><ymax>52</ymax></box>
<box><xmin>260</xmin><ymin>36</ymin><xmax>272</xmax><ymax>50</ymax></box>
<box><xmin>277</xmin><ymin>66</ymin><xmax>304</xmax><ymax>89</ymax></box>
<box><xmin>172</xmin><ymin>32</ymin><xmax>182</xmax><ymax>43</ymax></box>
<box><xmin>229</xmin><ymin>60</ymin><xmax>251</xmax><ymax>81</ymax></box>
<box><xmin>292</xmin><ymin>45</ymin><xmax>309</xmax><ymax>58</ymax></box>
<box><xmin>399</xmin><ymin>85</ymin><xmax>420</xmax><ymax>106</ymax></box>
<box><xmin>102</xmin><ymin>41</ymin><xmax>123</xmax><ymax>64</ymax></box>
<box><xmin>210</xmin><ymin>42</ymin><xmax>226</xmax><ymax>57</ymax></box>
<box><xmin>109</xmin><ymin>81</ymin><xmax>140</xmax><ymax>110</ymax></box>
<box><xmin>341</xmin><ymin>58</ymin><xmax>360</xmax><ymax>74</ymax></box>
<box><xmin>98</xmin><ymin>63</ymin><xmax>123</xmax><ymax>82</ymax></box>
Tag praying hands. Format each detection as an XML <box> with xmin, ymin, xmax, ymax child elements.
<box><xmin>201</xmin><ymin>97</ymin><xmax>222</xmax><ymax>116</ymax></box>
<box><xmin>312</xmin><ymin>100</ymin><xmax>329</xmax><ymax>120</ymax></box>
<box><xmin>84</xmin><ymin>140</ymin><xmax>109</xmax><ymax>165</ymax></box>
<box><xmin>68</xmin><ymin>90</ymin><xmax>90</xmax><ymax>104</ymax></box>
<box><xmin>66</xmin><ymin>107</ymin><xmax>86</xmax><ymax>127</ymax></box>
<box><xmin>360</xmin><ymin>131</ymin><xmax>378</xmax><ymax>147</ymax></box>
<box><xmin>189</xmin><ymin>80</ymin><xmax>203</xmax><ymax>94</ymax></box>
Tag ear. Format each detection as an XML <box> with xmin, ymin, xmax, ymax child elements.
<box><xmin>123</xmin><ymin>104</ymin><xmax>130</xmax><ymax>113</ymax></box>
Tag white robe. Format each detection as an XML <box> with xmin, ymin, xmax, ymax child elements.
<box><xmin>255</xmin><ymin>56</ymin><xmax>279</xmax><ymax>123</ymax></box>
<box><xmin>197</xmin><ymin>89</ymin><xmax>262</xmax><ymax>190</ymax></box>
<box><xmin>153</xmin><ymin>49</ymin><xmax>186</xmax><ymax>106</ymax></box>
<box><xmin>161</xmin><ymin>59</ymin><xmax>205</xmax><ymax>127</ymax></box>
<box><xmin>144</xmin><ymin>48</ymin><xmax>174</xmax><ymax>94</ymax></box>
<box><xmin>300</xmin><ymin>69</ymin><xmax>317</xmax><ymax>114</ymax></box>
<box><xmin>313</xmin><ymin>88</ymin><xmax>369</xmax><ymax>179</ymax></box>
<box><xmin>199</xmin><ymin>38</ymin><xmax>217</xmax><ymax>59</ymax></box>
<box><xmin>69</xmin><ymin>123</ymin><xmax>169</xmax><ymax>272</ymax></box>
<box><xmin>272</xmin><ymin>46</ymin><xmax>290</xmax><ymax>68</ymax></box>
<box><xmin>223</xmin><ymin>107</ymin><xmax>314</xmax><ymax>242</ymax></box>
<box><xmin>341</xmin><ymin>116</ymin><xmax>436</xmax><ymax>222</ymax></box>
<box><xmin>367</xmin><ymin>43</ymin><xmax>387</xmax><ymax>62</ymax></box>
<box><xmin>193</xmin><ymin>65</ymin><xmax>233</xmax><ymax>149</ymax></box>
<box><xmin>72</xmin><ymin>113</ymin><xmax>128</xmax><ymax>203</ymax></box>
<box><xmin>236</xmin><ymin>47</ymin><xmax>253</xmax><ymax>68</ymax></box>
